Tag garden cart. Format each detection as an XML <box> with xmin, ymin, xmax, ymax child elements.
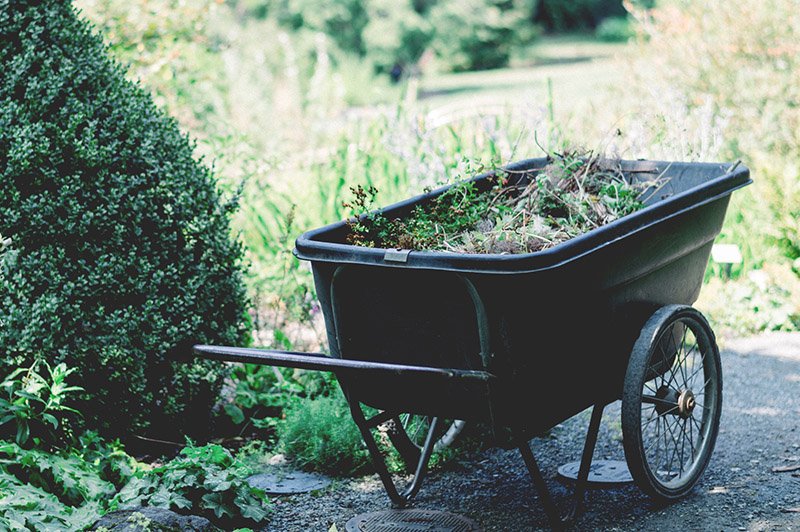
<box><xmin>195</xmin><ymin>157</ymin><xmax>750</xmax><ymax>529</ymax></box>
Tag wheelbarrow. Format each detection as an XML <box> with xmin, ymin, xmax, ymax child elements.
<box><xmin>195</xmin><ymin>158</ymin><xmax>751</xmax><ymax>530</ymax></box>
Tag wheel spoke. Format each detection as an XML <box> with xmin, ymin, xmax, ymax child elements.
<box><xmin>678</xmin><ymin>324</ymin><xmax>689</xmax><ymax>387</ymax></box>
<box><xmin>685</xmin><ymin>343</ymin><xmax>698</xmax><ymax>381</ymax></box>
<box><xmin>657</xmin><ymin>417</ymin><xmax>667</xmax><ymax>471</ymax></box>
<box><xmin>664</xmin><ymin>416</ymin><xmax>680</xmax><ymax>478</ymax></box>
<box><xmin>690</xmin><ymin>414</ymin><xmax>702</xmax><ymax>435</ymax></box>
<box><xmin>679</xmin><ymin>418</ymin><xmax>689</xmax><ymax>476</ymax></box>
<box><xmin>686</xmin><ymin>343</ymin><xmax>707</xmax><ymax>386</ymax></box>
<box><xmin>642</xmin><ymin>394</ymin><xmax>678</xmax><ymax>407</ymax></box>
<box><xmin>645</xmin><ymin>415</ymin><xmax>662</xmax><ymax>457</ymax></box>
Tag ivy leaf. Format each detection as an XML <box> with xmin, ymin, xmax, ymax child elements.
<box><xmin>234</xmin><ymin>490</ymin><xmax>270</xmax><ymax>522</ymax></box>
<box><xmin>204</xmin><ymin>469</ymin><xmax>232</xmax><ymax>492</ymax></box>
<box><xmin>150</xmin><ymin>485</ymin><xmax>191</xmax><ymax>510</ymax></box>
<box><xmin>201</xmin><ymin>492</ymin><xmax>235</xmax><ymax>519</ymax></box>
<box><xmin>114</xmin><ymin>476</ymin><xmax>154</xmax><ymax>507</ymax></box>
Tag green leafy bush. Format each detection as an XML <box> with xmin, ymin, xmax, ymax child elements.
<box><xmin>620</xmin><ymin>0</ymin><xmax>800</xmax><ymax>270</ymax></box>
<box><xmin>275</xmin><ymin>0</ymin><xmax>369</xmax><ymax>55</ymax></box>
<box><xmin>75</xmin><ymin>431</ymin><xmax>143</xmax><ymax>490</ymax></box>
<box><xmin>0</xmin><ymin>1</ymin><xmax>249</xmax><ymax>439</ymax></box>
<box><xmin>697</xmin><ymin>264</ymin><xmax>800</xmax><ymax>335</ymax></box>
<box><xmin>276</xmin><ymin>391</ymin><xmax>371</xmax><ymax>476</ymax></box>
<box><xmin>595</xmin><ymin>15</ymin><xmax>635</xmax><ymax>42</ymax></box>
<box><xmin>0</xmin><ymin>361</ymin><xmax>145</xmax><ymax>531</ymax></box>
<box><xmin>113</xmin><ymin>442</ymin><xmax>270</xmax><ymax>528</ymax></box>
<box><xmin>429</xmin><ymin>0</ymin><xmax>537</xmax><ymax>71</ymax></box>
<box><xmin>361</xmin><ymin>0</ymin><xmax>432</xmax><ymax>73</ymax></box>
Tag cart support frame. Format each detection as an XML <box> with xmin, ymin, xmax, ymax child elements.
<box><xmin>515</xmin><ymin>402</ymin><xmax>607</xmax><ymax>530</ymax></box>
<box><xmin>348</xmin><ymin>395</ymin><xmax>608</xmax><ymax>530</ymax></box>
<box><xmin>348</xmin><ymin>397</ymin><xmax>441</xmax><ymax>508</ymax></box>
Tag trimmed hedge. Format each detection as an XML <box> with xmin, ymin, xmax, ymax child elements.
<box><xmin>0</xmin><ymin>1</ymin><xmax>249</xmax><ymax>439</ymax></box>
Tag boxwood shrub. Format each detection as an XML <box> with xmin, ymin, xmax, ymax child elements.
<box><xmin>0</xmin><ymin>1</ymin><xmax>249</xmax><ymax>439</ymax></box>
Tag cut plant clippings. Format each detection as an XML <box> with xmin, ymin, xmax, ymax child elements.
<box><xmin>345</xmin><ymin>150</ymin><xmax>664</xmax><ymax>254</ymax></box>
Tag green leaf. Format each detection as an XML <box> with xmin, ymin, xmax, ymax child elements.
<box><xmin>113</xmin><ymin>476</ymin><xmax>154</xmax><ymax>506</ymax></box>
<box><xmin>204</xmin><ymin>469</ymin><xmax>233</xmax><ymax>492</ymax></box>
<box><xmin>234</xmin><ymin>490</ymin><xmax>269</xmax><ymax>522</ymax></box>
<box><xmin>224</xmin><ymin>404</ymin><xmax>245</xmax><ymax>425</ymax></box>
<box><xmin>201</xmin><ymin>492</ymin><xmax>235</xmax><ymax>519</ymax></box>
<box><xmin>41</xmin><ymin>413</ymin><xmax>59</xmax><ymax>429</ymax></box>
<box><xmin>16</xmin><ymin>421</ymin><xmax>29</xmax><ymax>446</ymax></box>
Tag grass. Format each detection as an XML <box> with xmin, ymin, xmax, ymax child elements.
<box><xmin>417</xmin><ymin>35</ymin><xmax>626</xmax><ymax>118</ymax></box>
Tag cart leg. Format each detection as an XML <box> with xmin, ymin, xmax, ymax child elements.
<box><xmin>401</xmin><ymin>416</ymin><xmax>439</xmax><ymax>501</ymax></box>
<box><xmin>565</xmin><ymin>402</ymin><xmax>605</xmax><ymax>522</ymax></box>
<box><xmin>347</xmin><ymin>399</ymin><xmax>439</xmax><ymax>509</ymax></box>
<box><xmin>516</xmin><ymin>438</ymin><xmax>564</xmax><ymax>532</ymax></box>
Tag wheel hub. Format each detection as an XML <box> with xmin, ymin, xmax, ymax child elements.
<box><xmin>677</xmin><ymin>389</ymin><xmax>696</xmax><ymax>418</ymax></box>
<box><xmin>655</xmin><ymin>385</ymin><xmax>680</xmax><ymax>415</ymax></box>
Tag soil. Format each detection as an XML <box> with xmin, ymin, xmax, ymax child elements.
<box><xmin>261</xmin><ymin>333</ymin><xmax>800</xmax><ymax>531</ymax></box>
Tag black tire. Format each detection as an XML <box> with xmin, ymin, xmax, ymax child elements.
<box><xmin>622</xmin><ymin>305</ymin><xmax>722</xmax><ymax>500</ymax></box>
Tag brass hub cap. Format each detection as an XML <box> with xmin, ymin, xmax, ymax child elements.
<box><xmin>677</xmin><ymin>389</ymin><xmax>696</xmax><ymax>418</ymax></box>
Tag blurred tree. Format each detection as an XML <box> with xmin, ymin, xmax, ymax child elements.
<box><xmin>362</xmin><ymin>0</ymin><xmax>432</xmax><ymax>74</ymax></box>
<box><xmin>535</xmin><ymin>0</ymin><xmax>626</xmax><ymax>31</ymax></box>
<box><xmin>429</xmin><ymin>0</ymin><xmax>539</xmax><ymax>71</ymax></box>
<box><xmin>274</xmin><ymin>0</ymin><xmax>369</xmax><ymax>55</ymax></box>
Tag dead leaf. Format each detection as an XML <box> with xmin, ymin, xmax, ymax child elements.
<box><xmin>780</xmin><ymin>508</ymin><xmax>800</xmax><ymax>513</ymax></box>
<box><xmin>772</xmin><ymin>464</ymin><xmax>800</xmax><ymax>473</ymax></box>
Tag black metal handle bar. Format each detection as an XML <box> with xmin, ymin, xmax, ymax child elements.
<box><xmin>193</xmin><ymin>345</ymin><xmax>496</xmax><ymax>383</ymax></box>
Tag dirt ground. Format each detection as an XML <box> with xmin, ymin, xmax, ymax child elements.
<box><xmin>263</xmin><ymin>333</ymin><xmax>800</xmax><ymax>531</ymax></box>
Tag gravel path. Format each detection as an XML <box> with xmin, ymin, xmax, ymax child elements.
<box><xmin>263</xmin><ymin>333</ymin><xmax>800</xmax><ymax>531</ymax></box>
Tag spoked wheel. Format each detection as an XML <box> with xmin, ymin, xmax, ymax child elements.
<box><xmin>387</xmin><ymin>415</ymin><xmax>466</xmax><ymax>469</ymax></box>
<box><xmin>622</xmin><ymin>305</ymin><xmax>722</xmax><ymax>500</ymax></box>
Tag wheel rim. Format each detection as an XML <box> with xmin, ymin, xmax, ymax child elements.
<box><xmin>637</xmin><ymin>314</ymin><xmax>720</xmax><ymax>491</ymax></box>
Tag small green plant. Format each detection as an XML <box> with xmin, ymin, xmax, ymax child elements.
<box><xmin>0</xmin><ymin>362</ymin><xmax>83</xmax><ymax>448</ymax></box>
<box><xmin>224</xmin><ymin>364</ymin><xmax>305</xmax><ymax>436</ymax></box>
<box><xmin>74</xmin><ymin>431</ymin><xmax>143</xmax><ymax>490</ymax></box>
<box><xmin>276</xmin><ymin>390</ymin><xmax>371</xmax><ymax>476</ymax></box>
<box><xmin>345</xmin><ymin>150</ymin><xmax>654</xmax><ymax>254</ymax></box>
<box><xmin>113</xmin><ymin>442</ymin><xmax>270</xmax><ymax>528</ymax></box>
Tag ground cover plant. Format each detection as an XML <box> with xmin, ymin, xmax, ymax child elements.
<box><xmin>0</xmin><ymin>362</ymin><xmax>271</xmax><ymax>530</ymax></box>
<box><xmin>346</xmin><ymin>150</ymin><xmax>655</xmax><ymax>253</ymax></box>
<box><xmin>112</xmin><ymin>442</ymin><xmax>270</xmax><ymax>528</ymax></box>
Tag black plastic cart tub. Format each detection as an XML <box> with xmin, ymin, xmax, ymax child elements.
<box><xmin>195</xmin><ymin>157</ymin><xmax>751</xmax><ymax>529</ymax></box>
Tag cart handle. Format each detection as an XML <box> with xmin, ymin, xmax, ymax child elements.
<box><xmin>193</xmin><ymin>345</ymin><xmax>497</xmax><ymax>383</ymax></box>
